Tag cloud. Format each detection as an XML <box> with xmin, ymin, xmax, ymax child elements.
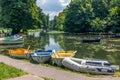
<box><xmin>47</xmin><ymin>11</ymin><xmax>59</xmax><ymax>19</ymax></box>
<box><xmin>44</xmin><ymin>11</ymin><xmax>59</xmax><ymax>20</ymax></box>
<box><xmin>60</xmin><ymin>0</ymin><xmax>71</xmax><ymax>6</ymax></box>
<box><xmin>36</xmin><ymin>0</ymin><xmax>71</xmax><ymax>20</ymax></box>
<box><xmin>36</xmin><ymin>0</ymin><xmax>46</xmax><ymax>5</ymax></box>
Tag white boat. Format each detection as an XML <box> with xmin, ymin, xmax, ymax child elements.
<box><xmin>111</xmin><ymin>65</ymin><xmax>119</xmax><ymax>71</ymax></box>
<box><xmin>30</xmin><ymin>49</ymin><xmax>54</xmax><ymax>63</ymax></box>
<box><xmin>62</xmin><ymin>58</ymin><xmax>118</xmax><ymax>75</ymax></box>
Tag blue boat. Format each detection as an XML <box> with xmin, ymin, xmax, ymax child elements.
<box><xmin>30</xmin><ymin>50</ymin><xmax>54</xmax><ymax>63</ymax></box>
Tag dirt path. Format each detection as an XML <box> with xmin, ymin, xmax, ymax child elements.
<box><xmin>0</xmin><ymin>55</ymin><xmax>120</xmax><ymax>80</ymax></box>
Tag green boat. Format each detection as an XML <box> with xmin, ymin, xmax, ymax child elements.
<box><xmin>0</xmin><ymin>36</ymin><xmax>24</xmax><ymax>45</ymax></box>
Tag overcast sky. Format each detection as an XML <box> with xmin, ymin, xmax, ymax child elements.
<box><xmin>36</xmin><ymin>0</ymin><xmax>71</xmax><ymax>20</ymax></box>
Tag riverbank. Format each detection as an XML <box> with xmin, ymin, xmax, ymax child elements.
<box><xmin>0</xmin><ymin>55</ymin><xmax>120</xmax><ymax>80</ymax></box>
<box><xmin>47</xmin><ymin>30</ymin><xmax>67</xmax><ymax>34</ymax></box>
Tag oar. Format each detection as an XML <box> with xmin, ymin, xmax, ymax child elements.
<box><xmin>73</xmin><ymin>51</ymin><xmax>77</xmax><ymax>56</ymax></box>
<box><xmin>27</xmin><ymin>45</ymin><xmax>30</xmax><ymax>51</ymax></box>
<box><xmin>74</xmin><ymin>51</ymin><xmax>77</xmax><ymax>54</ymax></box>
<box><xmin>25</xmin><ymin>45</ymin><xmax>30</xmax><ymax>53</ymax></box>
<box><xmin>53</xmin><ymin>50</ymin><xmax>59</xmax><ymax>58</ymax></box>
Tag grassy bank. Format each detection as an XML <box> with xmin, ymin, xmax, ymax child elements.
<box><xmin>1</xmin><ymin>50</ymin><xmax>120</xmax><ymax>78</ymax></box>
<box><xmin>0</xmin><ymin>62</ymin><xmax>27</xmax><ymax>80</ymax></box>
<box><xmin>47</xmin><ymin>30</ymin><xmax>67</xmax><ymax>34</ymax></box>
<box><xmin>27</xmin><ymin>29</ymin><xmax>41</xmax><ymax>32</ymax></box>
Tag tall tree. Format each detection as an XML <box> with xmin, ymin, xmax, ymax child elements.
<box><xmin>53</xmin><ymin>16</ymin><xmax>58</xmax><ymax>30</ymax></box>
<box><xmin>91</xmin><ymin>0</ymin><xmax>110</xmax><ymax>32</ymax></box>
<box><xmin>64</xmin><ymin>0</ymin><xmax>94</xmax><ymax>33</ymax></box>
<box><xmin>108</xmin><ymin>0</ymin><xmax>120</xmax><ymax>32</ymax></box>
<box><xmin>46</xmin><ymin>14</ymin><xmax>50</xmax><ymax>30</ymax></box>
<box><xmin>56</xmin><ymin>9</ymin><xmax>68</xmax><ymax>31</ymax></box>
<box><xmin>0</xmin><ymin>0</ymin><xmax>42</xmax><ymax>34</ymax></box>
<box><xmin>59</xmin><ymin>0</ymin><xmax>120</xmax><ymax>33</ymax></box>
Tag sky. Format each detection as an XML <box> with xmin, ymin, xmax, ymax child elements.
<box><xmin>36</xmin><ymin>0</ymin><xmax>71</xmax><ymax>20</ymax></box>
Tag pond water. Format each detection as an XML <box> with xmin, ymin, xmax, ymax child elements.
<box><xmin>1</xmin><ymin>32</ymin><xmax>120</xmax><ymax>66</ymax></box>
<box><xmin>23</xmin><ymin>32</ymin><xmax>120</xmax><ymax>66</ymax></box>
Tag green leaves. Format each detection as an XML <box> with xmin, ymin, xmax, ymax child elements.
<box><xmin>91</xmin><ymin>17</ymin><xmax>105</xmax><ymax>31</ymax></box>
<box><xmin>0</xmin><ymin>0</ymin><xmax>44</xmax><ymax>34</ymax></box>
<box><xmin>54</xmin><ymin>0</ymin><xmax>120</xmax><ymax>33</ymax></box>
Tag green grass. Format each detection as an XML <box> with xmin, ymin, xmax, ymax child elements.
<box><xmin>27</xmin><ymin>29</ymin><xmax>41</xmax><ymax>32</ymax></box>
<box><xmin>113</xmin><ymin>71</ymin><xmax>120</xmax><ymax>77</ymax></box>
<box><xmin>0</xmin><ymin>62</ymin><xmax>27</xmax><ymax>80</ymax></box>
<box><xmin>41</xmin><ymin>76</ymin><xmax>54</xmax><ymax>80</ymax></box>
<box><xmin>47</xmin><ymin>30</ymin><xmax>67</xmax><ymax>34</ymax></box>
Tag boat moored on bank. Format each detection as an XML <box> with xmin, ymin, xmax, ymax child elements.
<box><xmin>51</xmin><ymin>50</ymin><xmax>77</xmax><ymax>66</ymax></box>
<box><xmin>62</xmin><ymin>58</ymin><xmax>118</xmax><ymax>75</ymax></box>
<box><xmin>9</xmin><ymin>48</ymin><xmax>33</xmax><ymax>59</ymax></box>
<box><xmin>30</xmin><ymin>49</ymin><xmax>54</xmax><ymax>63</ymax></box>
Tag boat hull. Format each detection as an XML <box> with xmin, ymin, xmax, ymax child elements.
<box><xmin>0</xmin><ymin>38</ymin><xmax>24</xmax><ymax>45</ymax></box>
<box><xmin>51</xmin><ymin>58</ymin><xmax>64</xmax><ymax>66</ymax></box>
<box><xmin>51</xmin><ymin>50</ymin><xmax>76</xmax><ymax>66</ymax></box>
<box><xmin>30</xmin><ymin>55</ymin><xmax>51</xmax><ymax>63</ymax></box>
<box><xmin>9</xmin><ymin>53</ymin><xmax>28</xmax><ymax>59</ymax></box>
<box><xmin>0</xmin><ymin>35</ymin><xmax>24</xmax><ymax>45</ymax></box>
<box><xmin>82</xmin><ymin>38</ymin><xmax>101</xmax><ymax>43</ymax></box>
<box><xmin>62</xmin><ymin>58</ymin><xmax>115</xmax><ymax>75</ymax></box>
<box><xmin>30</xmin><ymin>50</ymin><xmax>53</xmax><ymax>63</ymax></box>
<box><xmin>9</xmin><ymin>48</ymin><xmax>33</xmax><ymax>59</ymax></box>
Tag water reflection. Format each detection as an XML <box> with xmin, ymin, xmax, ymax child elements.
<box><xmin>0</xmin><ymin>44</ymin><xmax>23</xmax><ymax>49</ymax></box>
<box><xmin>0</xmin><ymin>32</ymin><xmax>119</xmax><ymax>66</ymax></box>
<box><xmin>25</xmin><ymin>32</ymin><xmax>120</xmax><ymax>65</ymax></box>
<box><xmin>28</xmin><ymin>31</ymin><xmax>40</xmax><ymax>38</ymax></box>
<box><xmin>45</xmin><ymin>35</ymin><xmax>62</xmax><ymax>51</ymax></box>
<box><xmin>34</xmin><ymin>32</ymin><xmax>40</xmax><ymax>37</ymax></box>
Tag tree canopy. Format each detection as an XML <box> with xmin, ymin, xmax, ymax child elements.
<box><xmin>0</xmin><ymin>0</ymin><xmax>120</xmax><ymax>34</ymax></box>
<box><xmin>51</xmin><ymin>0</ymin><xmax>120</xmax><ymax>33</ymax></box>
<box><xmin>0</xmin><ymin>0</ymin><xmax>47</xmax><ymax>34</ymax></box>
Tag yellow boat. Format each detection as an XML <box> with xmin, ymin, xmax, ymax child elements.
<box><xmin>9</xmin><ymin>48</ymin><xmax>33</xmax><ymax>59</ymax></box>
<box><xmin>51</xmin><ymin>50</ymin><xmax>77</xmax><ymax>66</ymax></box>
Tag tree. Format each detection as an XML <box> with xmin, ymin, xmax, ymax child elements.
<box><xmin>46</xmin><ymin>14</ymin><xmax>50</xmax><ymax>30</ymax></box>
<box><xmin>90</xmin><ymin>17</ymin><xmax>105</xmax><ymax>31</ymax></box>
<box><xmin>55</xmin><ymin>0</ymin><xmax>120</xmax><ymax>33</ymax></box>
<box><xmin>64</xmin><ymin>0</ymin><xmax>94</xmax><ymax>33</ymax></box>
<box><xmin>0</xmin><ymin>0</ymin><xmax>43</xmax><ymax>34</ymax></box>
<box><xmin>107</xmin><ymin>0</ymin><xmax>120</xmax><ymax>32</ymax></box>
<box><xmin>56</xmin><ymin>9</ymin><xmax>68</xmax><ymax>31</ymax></box>
<box><xmin>50</xmin><ymin>16</ymin><xmax>58</xmax><ymax>30</ymax></box>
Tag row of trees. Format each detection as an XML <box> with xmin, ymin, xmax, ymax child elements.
<box><xmin>1</xmin><ymin>0</ymin><xmax>120</xmax><ymax>34</ymax></box>
<box><xmin>0</xmin><ymin>0</ymin><xmax>49</xmax><ymax>34</ymax></box>
<box><xmin>51</xmin><ymin>0</ymin><xmax>120</xmax><ymax>33</ymax></box>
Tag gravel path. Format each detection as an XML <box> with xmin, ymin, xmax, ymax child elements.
<box><xmin>0</xmin><ymin>55</ymin><xmax>120</xmax><ymax>80</ymax></box>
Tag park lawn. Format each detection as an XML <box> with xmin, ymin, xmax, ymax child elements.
<box><xmin>0</xmin><ymin>62</ymin><xmax>27</xmax><ymax>80</ymax></box>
